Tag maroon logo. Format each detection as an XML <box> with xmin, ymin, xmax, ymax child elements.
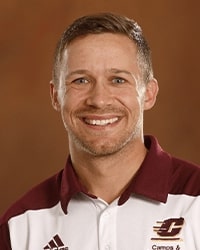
<box><xmin>44</xmin><ymin>234</ymin><xmax>68</xmax><ymax>249</ymax></box>
<box><xmin>151</xmin><ymin>217</ymin><xmax>184</xmax><ymax>241</ymax></box>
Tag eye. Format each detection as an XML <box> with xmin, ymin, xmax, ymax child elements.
<box><xmin>112</xmin><ymin>77</ymin><xmax>126</xmax><ymax>84</ymax></box>
<box><xmin>72</xmin><ymin>77</ymin><xmax>89</xmax><ymax>84</ymax></box>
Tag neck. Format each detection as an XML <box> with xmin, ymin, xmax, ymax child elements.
<box><xmin>70</xmin><ymin>138</ymin><xmax>147</xmax><ymax>204</ymax></box>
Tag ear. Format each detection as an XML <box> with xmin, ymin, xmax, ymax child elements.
<box><xmin>143</xmin><ymin>78</ymin><xmax>159</xmax><ymax>110</ymax></box>
<box><xmin>50</xmin><ymin>81</ymin><xmax>61</xmax><ymax>111</ymax></box>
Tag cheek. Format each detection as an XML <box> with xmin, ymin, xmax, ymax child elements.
<box><xmin>121</xmin><ymin>95</ymin><xmax>144</xmax><ymax>123</ymax></box>
<box><xmin>116</xmin><ymin>88</ymin><xmax>142</xmax><ymax>110</ymax></box>
<box><xmin>57</xmin><ymin>90</ymin><xmax>73</xmax><ymax>122</ymax></box>
<box><xmin>59</xmin><ymin>89</ymin><xmax>86</xmax><ymax>124</ymax></box>
<box><xmin>58</xmin><ymin>86</ymin><xmax>79</xmax><ymax>108</ymax></box>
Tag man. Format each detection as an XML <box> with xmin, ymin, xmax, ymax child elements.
<box><xmin>0</xmin><ymin>13</ymin><xmax>200</xmax><ymax>250</ymax></box>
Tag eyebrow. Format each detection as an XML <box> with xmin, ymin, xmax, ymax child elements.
<box><xmin>108</xmin><ymin>68</ymin><xmax>132</xmax><ymax>76</ymax></box>
<box><xmin>65</xmin><ymin>69</ymin><xmax>91</xmax><ymax>78</ymax></box>
<box><xmin>66</xmin><ymin>68</ymin><xmax>133</xmax><ymax>78</ymax></box>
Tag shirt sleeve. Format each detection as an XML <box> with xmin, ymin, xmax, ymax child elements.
<box><xmin>0</xmin><ymin>222</ymin><xmax>12</xmax><ymax>250</ymax></box>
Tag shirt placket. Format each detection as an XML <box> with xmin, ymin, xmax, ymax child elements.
<box><xmin>95</xmin><ymin>199</ymin><xmax>117</xmax><ymax>250</ymax></box>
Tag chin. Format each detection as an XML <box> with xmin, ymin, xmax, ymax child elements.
<box><xmin>79</xmin><ymin>138</ymin><xmax>135</xmax><ymax>157</ymax></box>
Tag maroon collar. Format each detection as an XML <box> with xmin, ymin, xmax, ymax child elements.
<box><xmin>118</xmin><ymin>136</ymin><xmax>172</xmax><ymax>205</ymax></box>
<box><xmin>60</xmin><ymin>158</ymin><xmax>97</xmax><ymax>214</ymax></box>
<box><xmin>60</xmin><ymin>135</ymin><xmax>172</xmax><ymax>213</ymax></box>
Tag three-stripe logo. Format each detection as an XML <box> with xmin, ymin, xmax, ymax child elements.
<box><xmin>43</xmin><ymin>234</ymin><xmax>68</xmax><ymax>250</ymax></box>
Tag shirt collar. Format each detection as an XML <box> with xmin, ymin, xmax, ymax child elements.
<box><xmin>118</xmin><ymin>135</ymin><xmax>172</xmax><ymax>205</ymax></box>
<box><xmin>60</xmin><ymin>157</ymin><xmax>96</xmax><ymax>214</ymax></box>
<box><xmin>60</xmin><ymin>135</ymin><xmax>172</xmax><ymax>213</ymax></box>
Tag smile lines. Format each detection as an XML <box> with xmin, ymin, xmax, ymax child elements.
<box><xmin>84</xmin><ymin>117</ymin><xmax>119</xmax><ymax>126</ymax></box>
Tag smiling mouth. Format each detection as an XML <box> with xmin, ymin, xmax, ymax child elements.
<box><xmin>84</xmin><ymin>117</ymin><xmax>119</xmax><ymax>126</ymax></box>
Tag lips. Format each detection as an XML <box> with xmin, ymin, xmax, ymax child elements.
<box><xmin>84</xmin><ymin>117</ymin><xmax>119</xmax><ymax>126</ymax></box>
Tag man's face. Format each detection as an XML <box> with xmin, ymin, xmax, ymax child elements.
<box><xmin>51</xmin><ymin>33</ymin><xmax>156</xmax><ymax>156</ymax></box>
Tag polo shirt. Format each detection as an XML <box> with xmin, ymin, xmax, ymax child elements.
<box><xmin>1</xmin><ymin>135</ymin><xmax>200</xmax><ymax>250</ymax></box>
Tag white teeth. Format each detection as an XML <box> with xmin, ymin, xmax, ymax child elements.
<box><xmin>85</xmin><ymin>117</ymin><xmax>118</xmax><ymax>126</ymax></box>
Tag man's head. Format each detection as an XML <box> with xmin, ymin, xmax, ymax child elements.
<box><xmin>52</xmin><ymin>12</ymin><xmax>153</xmax><ymax>87</ymax></box>
<box><xmin>50</xmin><ymin>13</ymin><xmax>158</xmax><ymax>157</ymax></box>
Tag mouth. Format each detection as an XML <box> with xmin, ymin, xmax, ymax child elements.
<box><xmin>84</xmin><ymin>117</ymin><xmax>119</xmax><ymax>126</ymax></box>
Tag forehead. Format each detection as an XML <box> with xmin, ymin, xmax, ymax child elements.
<box><xmin>66</xmin><ymin>33</ymin><xmax>137</xmax><ymax>53</ymax></box>
<box><xmin>62</xmin><ymin>33</ymin><xmax>138</xmax><ymax>70</ymax></box>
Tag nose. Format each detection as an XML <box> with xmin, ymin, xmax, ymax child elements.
<box><xmin>85</xmin><ymin>81</ymin><xmax>113</xmax><ymax>108</ymax></box>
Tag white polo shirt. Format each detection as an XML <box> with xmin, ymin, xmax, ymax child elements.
<box><xmin>1</xmin><ymin>135</ymin><xmax>200</xmax><ymax>250</ymax></box>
